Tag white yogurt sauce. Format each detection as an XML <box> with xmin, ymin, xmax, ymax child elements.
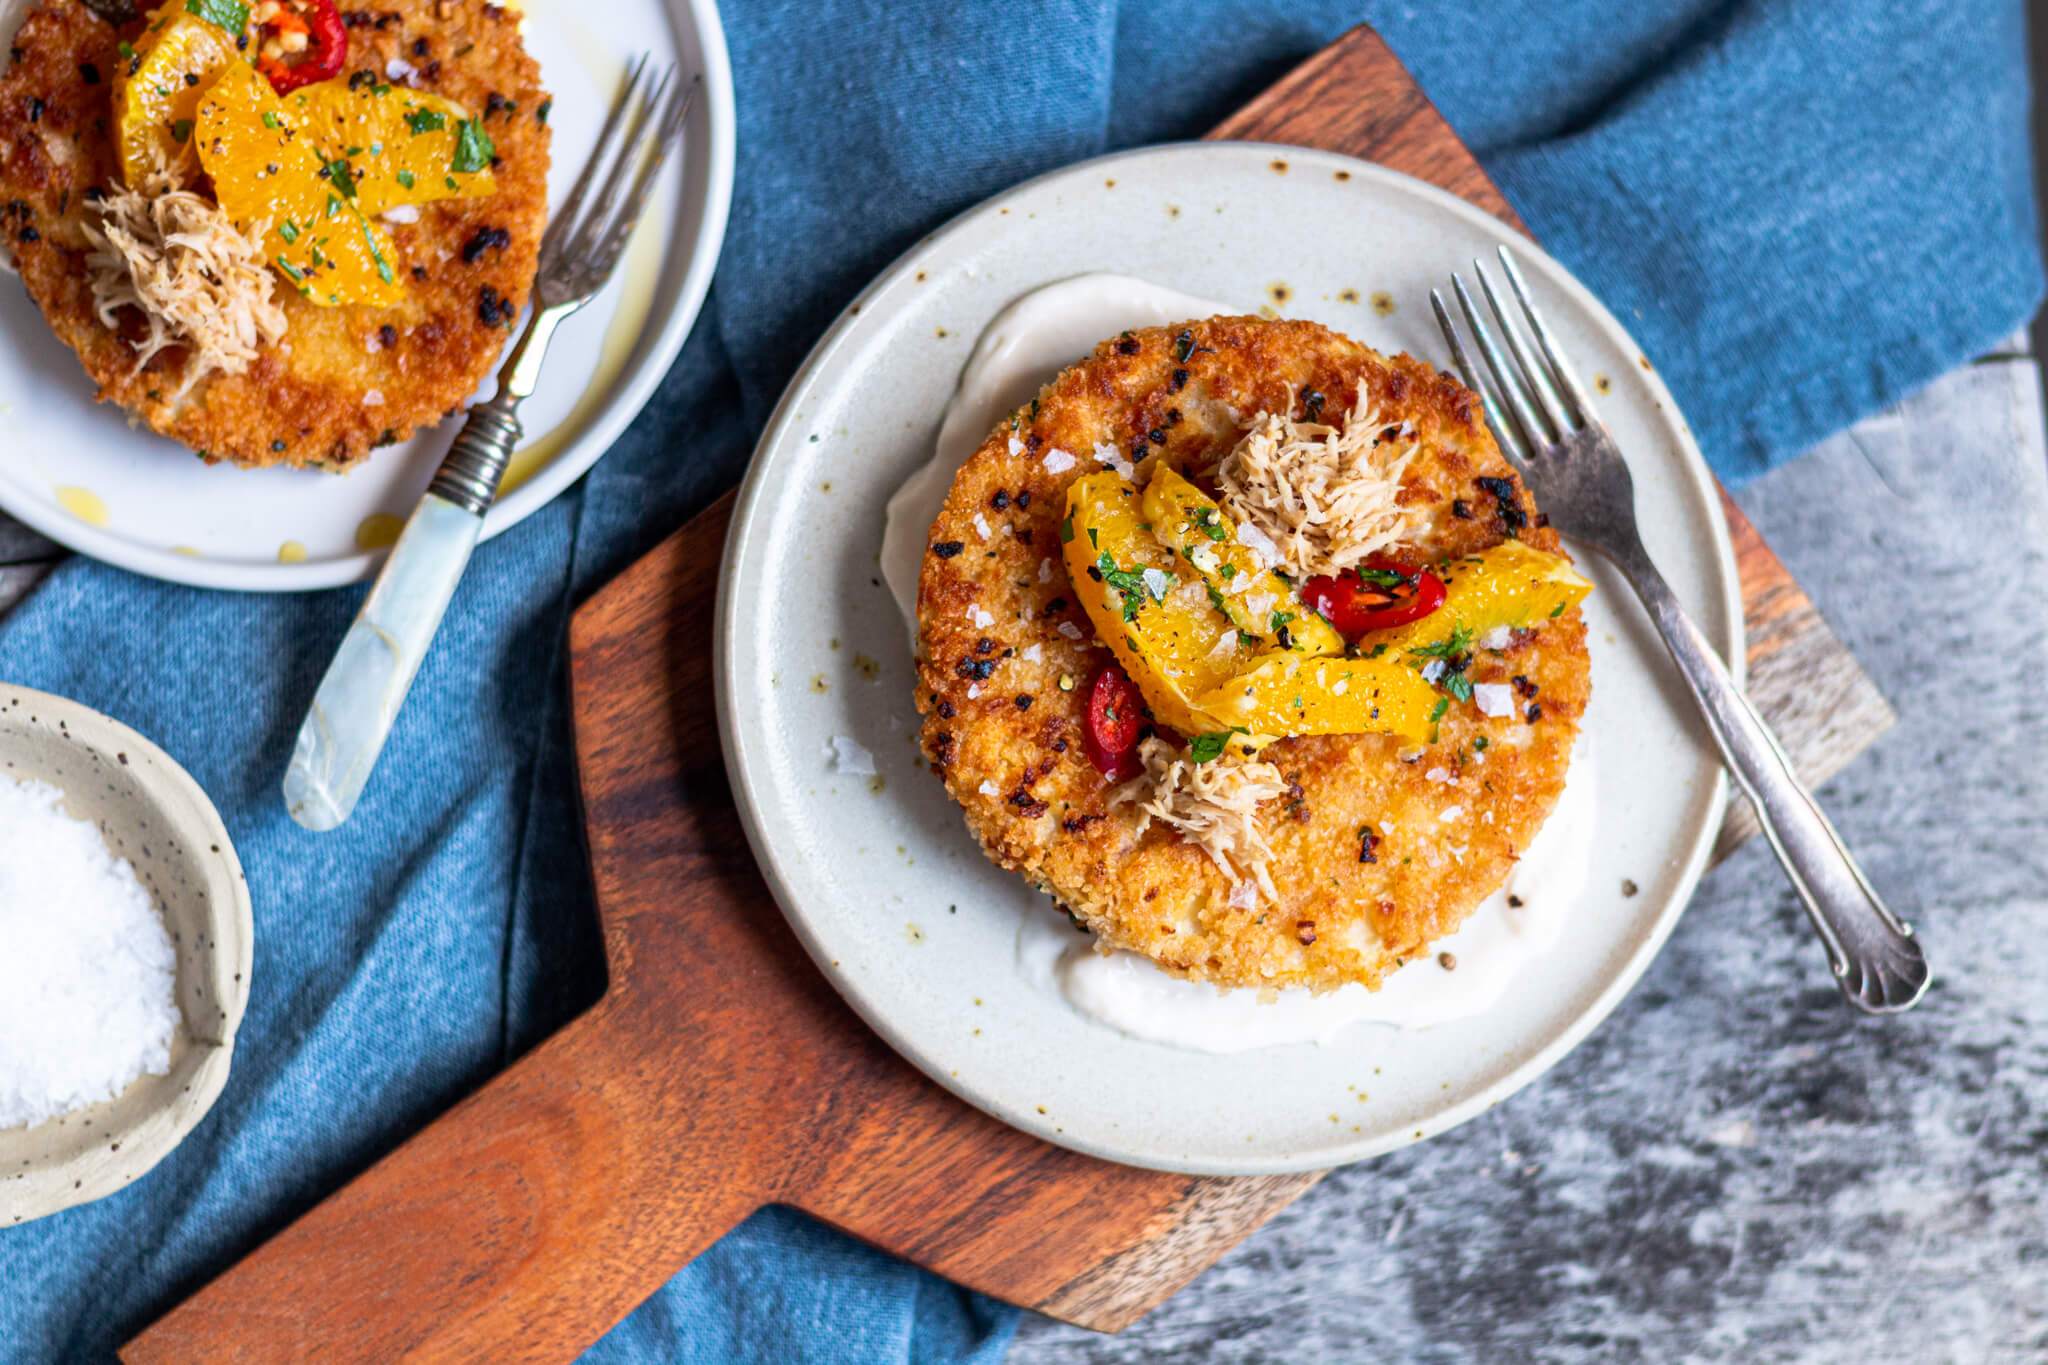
<box><xmin>879</xmin><ymin>273</ymin><xmax>1236</xmax><ymax>644</ymax></box>
<box><xmin>881</xmin><ymin>272</ymin><xmax>1596</xmax><ymax>1050</ymax></box>
<box><xmin>1014</xmin><ymin>750</ymin><xmax>1594</xmax><ymax>1050</ymax></box>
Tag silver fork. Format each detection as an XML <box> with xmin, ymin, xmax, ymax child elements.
<box><xmin>283</xmin><ymin>58</ymin><xmax>697</xmax><ymax>832</ymax></box>
<box><xmin>1433</xmin><ymin>246</ymin><xmax>1929</xmax><ymax>1015</ymax></box>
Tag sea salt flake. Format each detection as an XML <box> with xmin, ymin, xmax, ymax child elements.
<box><xmin>1141</xmin><ymin>568</ymin><xmax>1172</xmax><ymax>601</ymax></box>
<box><xmin>826</xmin><ymin>736</ymin><xmax>876</xmax><ymax>776</ymax></box>
<box><xmin>1235</xmin><ymin>520</ymin><xmax>1280</xmax><ymax>566</ymax></box>
<box><xmin>972</xmin><ymin>512</ymin><xmax>992</xmax><ymax>540</ymax></box>
<box><xmin>1421</xmin><ymin>658</ymin><xmax>1447</xmax><ymax>685</ymax></box>
<box><xmin>1042</xmin><ymin>447</ymin><xmax>1077</xmax><ymax>474</ymax></box>
<box><xmin>1473</xmin><ymin>682</ymin><xmax>1515</xmax><ymax>718</ymax></box>
<box><xmin>1057</xmin><ymin>621</ymin><xmax>1084</xmax><ymax>639</ymax></box>
<box><xmin>1092</xmin><ymin>442</ymin><xmax>1135</xmax><ymax>479</ymax></box>
<box><xmin>967</xmin><ymin>684</ymin><xmax>981</xmax><ymax>699</ymax></box>
<box><xmin>0</xmin><ymin>778</ymin><xmax>179</xmax><ymax>1129</ymax></box>
<box><xmin>1008</xmin><ymin>436</ymin><xmax>1024</xmax><ymax>456</ymax></box>
<box><xmin>1438</xmin><ymin>806</ymin><xmax>1464</xmax><ymax>823</ymax></box>
<box><xmin>1022</xmin><ymin>643</ymin><xmax>1043</xmax><ymax>663</ymax></box>
<box><xmin>978</xmin><ymin>780</ymin><xmax>999</xmax><ymax>797</ymax></box>
<box><xmin>1038</xmin><ymin>558</ymin><xmax>1053</xmax><ymax>583</ymax></box>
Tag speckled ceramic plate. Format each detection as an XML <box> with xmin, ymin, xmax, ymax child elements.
<box><xmin>0</xmin><ymin>0</ymin><xmax>732</xmax><ymax>591</ymax></box>
<box><xmin>717</xmin><ymin>143</ymin><xmax>1742</xmax><ymax>1175</ymax></box>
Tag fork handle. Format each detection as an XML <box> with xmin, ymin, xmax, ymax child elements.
<box><xmin>280</xmin><ymin>397</ymin><xmax>520</xmax><ymax>832</ymax></box>
<box><xmin>1609</xmin><ymin>541</ymin><xmax>1929</xmax><ymax>1013</ymax></box>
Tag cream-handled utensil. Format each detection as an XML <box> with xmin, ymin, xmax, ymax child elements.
<box><xmin>284</xmin><ymin>58</ymin><xmax>696</xmax><ymax>831</ymax></box>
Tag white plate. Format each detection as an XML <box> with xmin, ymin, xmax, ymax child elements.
<box><xmin>718</xmin><ymin>143</ymin><xmax>1742</xmax><ymax>1175</ymax></box>
<box><xmin>0</xmin><ymin>0</ymin><xmax>733</xmax><ymax>591</ymax></box>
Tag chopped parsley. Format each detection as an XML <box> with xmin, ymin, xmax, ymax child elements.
<box><xmin>184</xmin><ymin>0</ymin><xmax>249</xmax><ymax>32</ymax></box>
<box><xmin>1407</xmin><ymin>623</ymin><xmax>1475</xmax><ymax>662</ymax></box>
<box><xmin>1191</xmin><ymin>505</ymin><xmax>1229</xmax><ymax>543</ymax></box>
<box><xmin>170</xmin><ymin>119</ymin><xmax>193</xmax><ymax>143</ymax></box>
<box><xmin>322</xmin><ymin>158</ymin><xmax>357</xmax><ymax>200</ymax></box>
<box><xmin>396</xmin><ymin>169</ymin><xmax>415</xmax><ymax>190</ymax></box>
<box><xmin>1269</xmin><ymin>609</ymin><xmax>1296</xmax><ymax>633</ymax></box>
<box><xmin>405</xmin><ymin>108</ymin><xmax>448</xmax><ymax>135</ymax></box>
<box><xmin>1188</xmin><ymin>728</ymin><xmax>1248</xmax><ymax>763</ymax></box>
<box><xmin>1059</xmin><ymin>514</ymin><xmax>1075</xmax><ymax>544</ymax></box>
<box><xmin>450</xmin><ymin>119</ymin><xmax>495</xmax><ymax>174</ymax></box>
<box><xmin>1355</xmin><ymin>565</ymin><xmax>1409</xmax><ymax>589</ymax></box>
<box><xmin>262</xmin><ymin>111</ymin><xmax>280</xmax><ymax>129</ymax></box>
<box><xmin>274</xmin><ymin>255</ymin><xmax>304</xmax><ymax>283</ymax></box>
<box><xmin>277</xmin><ymin>219</ymin><xmax>299</xmax><ymax>243</ymax></box>
<box><xmin>364</xmin><ymin>225</ymin><xmax>394</xmax><ymax>284</ymax></box>
<box><xmin>1096</xmin><ymin>552</ymin><xmax>1154</xmax><ymax>622</ymax></box>
<box><xmin>1428</xmin><ymin>697</ymin><xmax>1449</xmax><ymax>723</ymax></box>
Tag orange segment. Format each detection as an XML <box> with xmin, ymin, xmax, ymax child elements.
<box><xmin>1062</xmin><ymin>471</ymin><xmax>1249</xmax><ymax>738</ymax></box>
<box><xmin>194</xmin><ymin>61</ymin><xmax>404</xmax><ymax>308</ymax></box>
<box><xmin>114</xmin><ymin>3</ymin><xmax>242</xmax><ymax>187</ymax></box>
<box><xmin>285</xmin><ymin>82</ymin><xmax>495</xmax><ymax>215</ymax></box>
<box><xmin>1139</xmin><ymin>464</ymin><xmax>1344</xmax><ymax>655</ymax></box>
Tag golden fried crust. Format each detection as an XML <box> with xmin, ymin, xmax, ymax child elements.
<box><xmin>0</xmin><ymin>0</ymin><xmax>548</xmax><ymax>469</ymax></box>
<box><xmin>914</xmin><ymin>316</ymin><xmax>1590</xmax><ymax>992</ymax></box>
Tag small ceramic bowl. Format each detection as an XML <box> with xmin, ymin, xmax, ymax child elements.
<box><xmin>0</xmin><ymin>685</ymin><xmax>253</xmax><ymax>1227</ymax></box>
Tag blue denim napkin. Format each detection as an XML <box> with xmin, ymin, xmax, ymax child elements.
<box><xmin>1</xmin><ymin>1</ymin><xmax>2038</xmax><ymax>1361</ymax></box>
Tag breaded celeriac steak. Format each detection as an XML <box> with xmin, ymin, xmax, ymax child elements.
<box><xmin>0</xmin><ymin>0</ymin><xmax>548</xmax><ymax>469</ymax></box>
<box><xmin>914</xmin><ymin>316</ymin><xmax>1590</xmax><ymax>993</ymax></box>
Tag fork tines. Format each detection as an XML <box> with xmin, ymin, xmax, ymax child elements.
<box><xmin>1431</xmin><ymin>246</ymin><xmax>1600</xmax><ymax>463</ymax></box>
<box><xmin>537</xmin><ymin>56</ymin><xmax>699</xmax><ymax>288</ymax></box>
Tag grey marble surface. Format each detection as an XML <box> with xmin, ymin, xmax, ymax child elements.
<box><xmin>1010</xmin><ymin>351</ymin><xmax>2048</xmax><ymax>1364</ymax></box>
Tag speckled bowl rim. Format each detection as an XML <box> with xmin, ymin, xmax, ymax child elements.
<box><xmin>0</xmin><ymin>684</ymin><xmax>253</xmax><ymax>1225</ymax></box>
<box><xmin>717</xmin><ymin>142</ymin><xmax>1743</xmax><ymax>1174</ymax></box>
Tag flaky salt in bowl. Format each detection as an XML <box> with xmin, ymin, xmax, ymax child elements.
<box><xmin>0</xmin><ymin>686</ymin><xmax>251</xmax><ymax>1227</ymax></box>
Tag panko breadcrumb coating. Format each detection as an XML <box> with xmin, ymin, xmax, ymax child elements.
<box><xmin>0</xmin><ymin>0</ymin><xmax>548</xmax><ymax>470</ymax></box>
<box><xmin>915</xmin><ymin>316</ymin><xmax>1590</xmax><ymax>993</ymax></box>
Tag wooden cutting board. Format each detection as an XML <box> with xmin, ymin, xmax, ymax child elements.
<box><xmin>125</xmin><ymin>24</ymin><xmax>1893</xmax><ymax>1363</ymax></box>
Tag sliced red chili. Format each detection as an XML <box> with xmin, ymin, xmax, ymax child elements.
<box><xmin>1083</xmin><ymin>662</ymin><xmax>1144</xmax><ymax>780</ymax></box>
<box><xmin>257</xmin><ymin>0</ymin><xmax>347</xmax><ymax>95</ymax></box>
<box><xmin>1300</xmin><ymin>555</ymin><xmax>1446</xmax><ymax>639</ymax></box>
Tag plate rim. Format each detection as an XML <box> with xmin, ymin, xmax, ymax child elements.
<box><xmin>0</xmin><ymin>0</ymin><xmax>735</xmax><ymax>593</ymax></box>
<box><xmin>717</xmin><ymin>139</ymin><xmax>1743</xmax><ymax>1174</ymax></box>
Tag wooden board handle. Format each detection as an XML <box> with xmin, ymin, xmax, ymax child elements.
<box><xmin>128</xmin><ymin>493</ymin><xmax>1317</xmax><ymax>1361</ymax></box>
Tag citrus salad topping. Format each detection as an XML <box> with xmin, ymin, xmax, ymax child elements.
<box><xmin>111</xmin><ymin>0</ymin><xmax>496</xmax><ymax>308</ymax></box>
